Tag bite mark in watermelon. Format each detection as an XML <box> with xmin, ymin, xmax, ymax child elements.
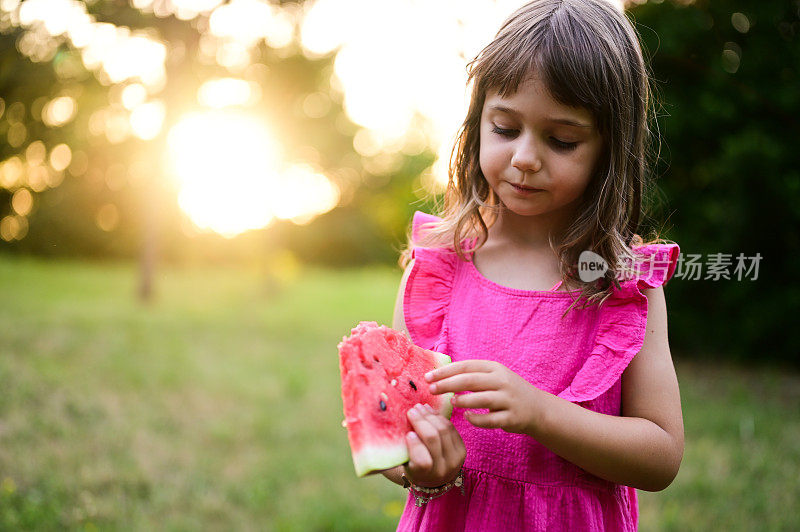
<box><xmin>338</xmin><ymin>321</ymin><xmax>454</xmax><ymax>477</ymax></box>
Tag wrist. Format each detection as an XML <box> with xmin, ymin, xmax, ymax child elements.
<box><xmin>525</xmin><ymin>386</ymin><xmax>552</xmax><ymax>439</ymax></box>
<box><xmin>404</xmin><ymin>468</ymin><xmax>460</xmax><ymax>489</ymax></box>
<box><xmin>381</xmin><ymin>465</ymin><xmax>406</xmax><ymax>487</ymax></box>
<box><xmin>402</xmin><ymin>467</ymin><xmax>466</xmax><ymax>508</ymax></box>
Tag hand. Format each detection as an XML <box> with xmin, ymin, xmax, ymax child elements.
<box><xmin>426</xmin><ymin>360</ymin><xmax>545</xmax><ymax>435</ymax></box>
<box><xmin>404</xmin><ymin>403</ymin><xmax>466</xmax><ymax>488</ymax></box>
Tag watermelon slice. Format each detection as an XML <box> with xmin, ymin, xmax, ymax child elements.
<box><xmin>338</xmin><ymin>321</ymin><xmax>454</xmax><ymax>477</ymax></box>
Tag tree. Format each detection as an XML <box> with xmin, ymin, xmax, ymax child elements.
<box><xmin>629</xmin><ymin>0</ymin><xmax>799</xmax><ymax>363</ymax></box>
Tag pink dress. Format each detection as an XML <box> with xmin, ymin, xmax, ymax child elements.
<box><xmin>397</xmin><ymin>211</ymin><xmax>680</xmax><ymax>531</ymax></box>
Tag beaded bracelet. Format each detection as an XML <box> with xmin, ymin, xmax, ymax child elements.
<box><xmin>401</xmin><ymin>468</ymin><xmax>466</xmax><ymax>507</ymax></box>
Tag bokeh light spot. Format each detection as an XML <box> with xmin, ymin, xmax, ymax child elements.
<box><xmin>130</xmin><ymin>101</ymin><xmax>165</xmax><ymax>140</ymax></box>
<box><xmin>0</xmin><ymin>215</ymin><xmax>28</xmax><ymax>241</ymax></box>
<box><xmin>49</xmin><ymin>143</ymin><xmax>72</xmax><ymax>171</ymax></box>
<box><xmin>96</xmin><ymin>203</ymin><xmax>120</xmax><ymax>232</ymax></box>
<box><xmin>121</xmin><ymin>83</ymin><xmax>148</xmax><ymax>110</ymax></box>
<box><xmin>25</xmin><ymin>140</ymin><xmax>47</xmax><ymax>166</ymax></box>
<box><xmin>43</xmin><ymin>95</ymin><xmax>77</xmax><ymax>127</ymax></box>
<box><xmin>8</xmin><ymin>123</ymin><xmax>28</xmax><ymax>147</ymax></box>
<box><xmin>11</xmin><ymin>188</ymin><xmax>33</xmax><ymax>216</ymax></box>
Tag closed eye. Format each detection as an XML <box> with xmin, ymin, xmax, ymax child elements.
<box><xmin>551</xmin><ymin>138</ymin><xmax>578</xmax><ymax>151</ymax></box>
<box><xmin>491</xmin><ymin>125</ymin><xmax>578</xmax><ymax>151</ymax></box>
<box><xmin>491</xmin><ymin>125</ymin><xmax>517</xmax><ymax>138</ymax></box>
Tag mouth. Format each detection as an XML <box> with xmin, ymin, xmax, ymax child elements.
<box><xmin>509</xmin><ymin>182</ymin><xmax>543</xmax><ymax>193</ymax></box>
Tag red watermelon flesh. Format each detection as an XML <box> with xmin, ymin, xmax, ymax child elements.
<box><xmin>338</xmin><ymin>321</ymin><xmax>453</xmax><ymax>477</ymax></box>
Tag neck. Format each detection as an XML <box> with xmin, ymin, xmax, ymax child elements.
<box><xmin>489</xmin><ymin>201</ymin><xmax>579</xmax><ymax>251</ymax></box>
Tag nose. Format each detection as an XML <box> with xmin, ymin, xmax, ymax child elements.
<box><xmin>510</xmin><ymin>136</ymin><xmax>542</xmax><ymax>174</ymax></box>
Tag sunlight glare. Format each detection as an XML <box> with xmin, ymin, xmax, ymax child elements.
<box><xmin>270</xmin><ymin>164</ymin><xmax>340</xmax><ymax>223</ymax></box>
<box><xmin>168</xmin><ymin>110</ymin><xmax>279</xmax><ymax>236</ymax></box>
<box><xmin>209</xmin><ymin>0</ymin><xmax>277</xmax><ymax>44</ymax></box>
<box><xmin>197</xmin><ymin>78</ymin><xmax>256</xmax><ymax>108</ymax></box>
<box><xmin>168</xmin><ymin>110</ymin><xmax>341</xmax><ymax>236</ymax></box>
<box><xmin>130</xmin><ymin>100</ymin><xmax>165</xmax><ymax>140</ymax></box>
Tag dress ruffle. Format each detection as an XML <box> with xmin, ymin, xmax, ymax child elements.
<box><xmin>403</xmin><ymin>211</ymin><xmax>458</xmax><ymax>352</ymax></box>
<box><xmin>557</xmin><ymin>242</ymin><xmax>681</xmax><ymax>403</ymax></box>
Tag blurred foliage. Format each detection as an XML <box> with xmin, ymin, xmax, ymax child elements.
<box><xmin>628</xmin><ymin>0</ymin><xmax>799</xmax><ymax>364</ymax></box>
<box><xmin>0</xmin><ymin>0</ymin><xmax>797</xmax><ymax>364</ymax></box>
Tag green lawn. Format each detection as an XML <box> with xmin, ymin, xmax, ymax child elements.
<box><xmin>0</xmin><ymin>255</ymin><xmax>797</xmax><ymax>530</ymax></box>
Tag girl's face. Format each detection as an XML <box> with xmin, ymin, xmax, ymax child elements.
<box><xmin>479</xmin><ymin>74</ymin><xmax>604</xmax><ymax>221</ymax></box>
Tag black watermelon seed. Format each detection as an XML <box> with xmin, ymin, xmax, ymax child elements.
<box><xmin>379</xmin><ymin>400</ymin><xmax>387</xmax><ymax>411</ymax></box>
<box><xmin>409</xmin><ymin>380</ymin><xmax>417</xmax><ymax>391</ymax></box>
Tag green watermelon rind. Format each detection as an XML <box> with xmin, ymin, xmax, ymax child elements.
<box><xmin>353</xmin><ymin>441</ymin><xmax>409</xmax><ymax>478</ymax></box>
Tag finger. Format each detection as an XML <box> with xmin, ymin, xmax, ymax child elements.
<box><xmin>405</xmin><ymin>431</ymin><xmax>432</xmax><ymax>471</ymax></box>
<box><xmin>425</xmin><ymin>360</ymin><xmax>496</xmax><ymax>383</ymax></box>
<box><xmin>417</xmin><ymin>409</ymin><xmax>465</xmax><ymax>480</ymax></box>
<box><xmin>407</xmin><ymin>405</ymin><xmax>443</xmax><ymax>461</ymax></box>
<box><xmin>452</xmin><ymin>390</ymin><xmax>506</xmax><ymax>411</ymax></box>
<box><xmin>422</xmin><ymin>409</ymin><xmax>460</xmax><ymax>458</ymax></box>
<box><xmin>464</xmin><ymin>410</ymin><xmax>507</xmax><ymax>429</ymax></box>
<box><xmin>430</xmin><ymin>372</ymin><xmax>499</xmax><ymax>395</ymax></box>
<box><xmin>438</xmin><ymin>418</ymin><xmax>466</xmax><ymax>468</ymax></box>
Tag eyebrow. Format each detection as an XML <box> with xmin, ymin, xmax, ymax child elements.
<box><xmin>489</xmin><ymin>104</ymin><xmax>592</xmax><ymax>128</ymax></box>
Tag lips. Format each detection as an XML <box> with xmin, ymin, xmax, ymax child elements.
<box><xmin>510</xmin><ymin>182</ymin><xmax>542</xmax><ymax>191</ymax></box>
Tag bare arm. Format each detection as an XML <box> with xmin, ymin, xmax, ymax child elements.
<box><xmin>525</xmin><ymin>285</ymin><xmax>685</xmax><ymax>491</ymax></box>
<box><xmin>381</xmin><ymin>258</ymin><xmax>416</xmax><ymax>487</ymax></box>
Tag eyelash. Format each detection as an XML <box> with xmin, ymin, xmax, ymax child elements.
<box><xmin>491</xmin><ymin>125</ymin><xmax>578</xmax><ymax>151</ymax></box>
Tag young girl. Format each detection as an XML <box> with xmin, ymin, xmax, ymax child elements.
<box><xmin>381</xmin><ymin>0</ymin><xmax>684</xmax><ymax>530</ymax></box>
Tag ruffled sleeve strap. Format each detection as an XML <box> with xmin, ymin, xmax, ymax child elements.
<box><xmin>403</xmin><ymin>211</ymin><xmax>457</xmax><ymax>351</ymax></box>
<box><xmin>557</xmin><ymin>243</ymin><xmax>680</xmax><ymax>403</ymax></box>
<box><xmin>628</xmin><ymin>243</ymin><xmax>681</xmax><ymax>290</ymax></box>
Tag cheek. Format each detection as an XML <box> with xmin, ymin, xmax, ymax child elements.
<box><xmin>556</xmin><ymin>160</ymin><xmax>595</xmax><ymax>197</ymax></box>
<box><xmin>559</xmin><ymin>151</ymin><xmax>596</xmax><ymax>182</ymax></box>
<box><xmin>556</xmin><ymin>163</ymin><xmax>589</xmax><ymax>188</ymax></box>
<box><xmin>479</xmin><ymin>137</ymin><xmax>506</xmax><ymax>178</ymax></box>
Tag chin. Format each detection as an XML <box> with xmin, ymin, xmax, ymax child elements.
<box><xmin>500</xmin><ymin>202</ymin><xmax>545</xmax><ymax>217</ymax></box>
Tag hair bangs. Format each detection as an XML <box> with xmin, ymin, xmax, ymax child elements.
<box><xmin>477</xmin><ymin>40</ymin><xmax>539</xmax><ymax>99</ymax></box>
<box><xmin>536</xmin><ymin>31</ymin><xmax>602</xmax><ymax>120</ymax></box>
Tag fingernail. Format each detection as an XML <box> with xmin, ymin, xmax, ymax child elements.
<box><xmin>423</xmin><ymin>404</ymin><xmax>434</xmax><ymax>414</ymax></box>
<box><xmin>407</xmin><ymin>431</ymin><xmax>418</xmax><ymax>440</ymax></box>
<box><xmin>408</xmin><ymin>407</ymin><xmax>419</xmax><ymax>418</ymax></box>
<box><xmin>424</xmin><ymin>371</ymin><xmax>434</xmax><ymax>382</ymax></box>
<box><xmin>429</xmin><ymin>383</ymin><xmax>438</xmax><ymax>394</ymax></box>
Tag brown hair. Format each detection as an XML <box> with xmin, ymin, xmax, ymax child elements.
<box><xmin>399</xmin><ymin>0</ymin><xmax>672</xmax><ymax>314</ymax></box>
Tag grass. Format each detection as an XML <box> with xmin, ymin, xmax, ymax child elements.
<box><xmin>0</xmin><ymin>254</ymin><xmax>797</xmax><ymax>530</ymax></box>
